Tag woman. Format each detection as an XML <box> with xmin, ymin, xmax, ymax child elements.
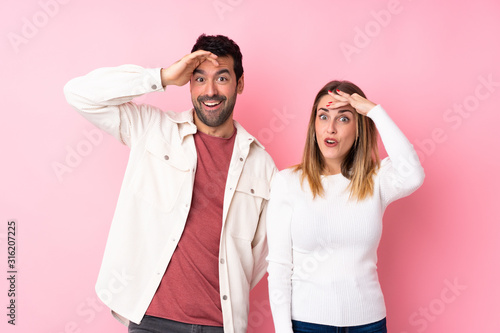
<box><xmin>266</xmin><ymin>80</ymin><xmax>425</xmax><ymax>333</ymax></box>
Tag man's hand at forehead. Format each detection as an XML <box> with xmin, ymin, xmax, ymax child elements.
<box><xmin>161</xmin><ymin>50</ymin><xmax>219</xmax><ymax>87</ymax></box>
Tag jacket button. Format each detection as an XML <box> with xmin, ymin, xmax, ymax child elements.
<box><xmin>164</xmin><ymin>155</ymin><xmax>169</xmax><ymax>160</ymax></box>
<box><xmin>250</xmin><ymin>189</ymin><xmax>255</xmax><ymax>194</ymax></box>
<box><xmin>151</xmin><ymin>84</ymin><xmax>157</xmax><ymax>90</ymax></box>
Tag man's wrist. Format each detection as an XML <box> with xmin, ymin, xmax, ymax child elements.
<box><xmin>160</xmin><ymin>68</ymin><xmax>168</xmax><ymax>87</ymax></box>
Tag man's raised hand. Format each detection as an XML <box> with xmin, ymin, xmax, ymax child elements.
<box><xmin>161</xmin><ymin>50</ymin><xmax>219</xmax><ymax>87</ymax></box>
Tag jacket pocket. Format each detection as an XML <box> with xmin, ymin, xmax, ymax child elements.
<box><xmin>145</xmin><ymin>135</ymin><xmax>190</xmax><ymax>171</ymax></box>
<box><xmin>227</xmin><ymin>175</ymin><xmax>270</xmax><ymax>241</ymax></box>
<box><xmin>235</xmin><ymin>175</ymin><xmax>270</xmax><ymax>200</ymax></box>
<box><xmin>131</xmin><ymin>135</ymin><xmax>191</xmax><ymax>213</ymax></box>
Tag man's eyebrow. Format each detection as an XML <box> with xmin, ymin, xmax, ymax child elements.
<box><xmin>216</xmin><ymin>69</ymin><xmax>230</xmax><ymax>76</ymax></box>
<box><xmin>193</xmin><ymin>68</ymin><xmax>231</xmax><ymax>76</ymax></box>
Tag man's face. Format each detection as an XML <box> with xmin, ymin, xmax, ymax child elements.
<box><xmin>190</xmin><ymin>56</ymin><xmax>244</xmax><ymax>128</ymax></box>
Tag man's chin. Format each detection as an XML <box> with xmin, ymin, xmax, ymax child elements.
<box><xmin>194</xmin><ymin>109</ymin><xmax>221</xmax><ymax>127</ymax></box>
<box><xmin>194</xmin><ymin>101</ymin><xmax>234</xmax><ymax>128</ymax></box>
<box><xmin>201</xmin><ymin>105</ymin><xmax>223</xmax><ymax>115</ymax></box>
<box><xmin>199</xmin><ymin>107</ymin><xmax>221</xmax><ymax>120</ymax></box>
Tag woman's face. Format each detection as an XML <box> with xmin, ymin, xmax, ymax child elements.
<box><xmin>314</xmin><ymin>95</ymin><xmax>357</xmax><ymax>174</ymax></box>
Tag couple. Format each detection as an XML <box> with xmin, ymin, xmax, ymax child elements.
<box><xmin>64</xmin><ymin>34</ymin><xmax>424</xmax><ymax>333</ymax></box>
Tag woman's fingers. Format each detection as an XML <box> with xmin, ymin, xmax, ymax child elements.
<box><xmin>329</xmin><ymin>90</ymin><xmax>376</xmax><ymax>115</ymax></box>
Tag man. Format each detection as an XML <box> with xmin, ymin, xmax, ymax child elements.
<box><xmin>64</xmin><ymin>34</ymin><xmax>277</xmax><ymax>333</ymax></box>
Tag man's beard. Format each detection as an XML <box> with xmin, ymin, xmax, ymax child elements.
<box><xmin>192</xmin><ymin>93</ymin><xmax>237</xmax><ymax>128</ymax></box>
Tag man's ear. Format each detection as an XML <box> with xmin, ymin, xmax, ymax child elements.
<box><xmin>237</xmin><ymin>73</ymin><xmax>244</xmax><ymax>94</ymax></box>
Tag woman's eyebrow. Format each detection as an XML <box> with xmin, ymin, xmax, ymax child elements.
<box><xmin>318</xmin><ymin>108</ymin><xmax>354</xmax><ymax>114</ymax></box>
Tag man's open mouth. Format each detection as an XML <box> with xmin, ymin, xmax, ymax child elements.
<box><xmin>202</xmin><ymin>101</ymin><xmax>223</xmax><ymax>107</ymax></box>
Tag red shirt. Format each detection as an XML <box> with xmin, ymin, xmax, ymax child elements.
<box><xmin>146</xmin><ymin>129</ymin><xmax>236</xmax><ymax>326</ymax></box>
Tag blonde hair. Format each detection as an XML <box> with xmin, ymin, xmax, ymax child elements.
<box><xmin>294</xmin><ymin>80</ymin><xmax>380</xmax><ymax>200</ymax></box>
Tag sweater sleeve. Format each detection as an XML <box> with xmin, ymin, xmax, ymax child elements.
<box><xmin>367</xmin><ymin>105</ymin><xmax>425</xmax><ymax>207</ymax></box>
<box><xmin>266</xmin><ymin>171</ymin><xmax>295</xmax><ymax>333</ymax></box>
<box><xmin>63</xmin><ymin>65</ymin><xmax>164</xmax><ymax>147</ymax></box>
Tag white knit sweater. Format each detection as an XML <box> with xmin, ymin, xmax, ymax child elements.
<box><xmin>266</xmin><ymin>105</ymin><xmax>425</xmax><ymax>331</ymax></box>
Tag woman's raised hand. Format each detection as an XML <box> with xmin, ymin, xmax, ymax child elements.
<box><xmin>327</xmin><ymin>90</ymin><xmax>377</xmax><ymax>116</ymax></box>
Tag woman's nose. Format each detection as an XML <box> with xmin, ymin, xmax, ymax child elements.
<box><xmin>327</xmin><ymin>120</ymin><xmax>336</xmax><ymax>134</ymax></box>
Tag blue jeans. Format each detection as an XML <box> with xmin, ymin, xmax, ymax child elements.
<box><xmin>128</xmin><ymin>315</ymin><xmax>224</xmax><ymax>333</ymax></box>
<box><xmin>292</xmin><ymin>318</ymin><xmax>387</xmax><ymax>333</ymax></box>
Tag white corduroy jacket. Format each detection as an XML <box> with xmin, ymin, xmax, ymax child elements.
<box><xmin>64</xmin><ymin>65</ymin><xmax>277</xmax><ymax>333</ymax></box>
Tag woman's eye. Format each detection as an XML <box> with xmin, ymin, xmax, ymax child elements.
<box><xmin>339</xmin><ymin>116</ymin><xmax>349</xmax><ymax>122</ymax></box>
<box><xmin>319</xmin><ymin>114</ymin><xmax>327</xmax><ymax>120</ymax></box>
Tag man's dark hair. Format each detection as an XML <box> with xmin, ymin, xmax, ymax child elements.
<box><xmin>191</xmin><ymin>34</ymin><xmax>244</xmax><ymax>82</ymax></box>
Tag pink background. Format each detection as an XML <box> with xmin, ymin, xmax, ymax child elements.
<box><xmin>1</xmin><ymin>0</ymin><xmax>499</xmax><ymax>332</ymax></box>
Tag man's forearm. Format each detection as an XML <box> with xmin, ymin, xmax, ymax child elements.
<box><xmin>63</xmin><ymin>65</ymin><xmax>163</xmax><ymax>145</ymax></box>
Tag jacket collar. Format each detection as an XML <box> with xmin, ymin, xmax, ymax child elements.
<box><xmin>167</xmin><ymin>108</ymin><xmax>265</xmax><ymax>150</ymax></box>
<box><xmin>233</xmin><ymin>119</ymin><xmax>265</xmax><ymax>150</ymax></box>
